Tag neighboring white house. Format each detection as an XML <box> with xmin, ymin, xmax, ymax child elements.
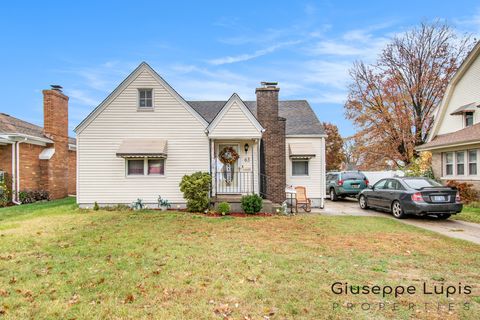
<box><xmin>417</xmin><ymin>41</ymin><xmax>480</xmax><ymax>193</ymax></box>
<box><xmin>75</xmin><ymin>62</ymin><xmax>327</xmax><ymax>210</ymax></box>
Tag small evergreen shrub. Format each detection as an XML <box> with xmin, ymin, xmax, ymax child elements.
<box><xmin>179</xmin><ymin>172</ymin><xmax>211</xmax><ymax>212</ymax></box>
<box><xmin>241</xmin><ymin>194</ymin><xmax>263</xmax><ymax>214</ymax></box>
<box><xmin>131</xmin><ymin>198</ymin><xmax>145</xmax><ymax>210</ymax></box>
<box><xmin>217</xmin><ymin>202</ymin><xmax>231</xmax><ymax>215</ymax></box>
<box><xmin>93</xmin><ymin>201</ymin><xmax>100</xmax><ymax>211</ymax></box>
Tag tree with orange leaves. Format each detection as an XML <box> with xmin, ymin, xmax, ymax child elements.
<box><xmin>345</xmin><ymin>22</ymin><xmax>474</xmax><ymax>170</ymax></box>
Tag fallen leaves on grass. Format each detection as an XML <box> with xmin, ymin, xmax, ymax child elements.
<box><xmin>68</xmin><ymin>294</ymin><xmax>80</xmax><ymax>306</ymax></box>
<box><xmin>124</xmin><ymin>293</ymin><xmax>135</xmax><ymax>304</ymax></box>
<box><xmin>213</xmin><ymin>303</ymin><xmax>233</xmax><ymax>318</ymax></box>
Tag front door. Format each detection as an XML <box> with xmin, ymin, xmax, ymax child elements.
<box><xmin>216</xmin><ymin>144</ymin><xmax>240</xmax><ymax>193</ymax></box>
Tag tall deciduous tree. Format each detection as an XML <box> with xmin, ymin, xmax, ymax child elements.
<box><xmin>323</xmin><ymin>122</ymin><xmax>345</xmax><ymax>171</ymax></box>
<box><xmin>345</xmin><ymin>22</ymin><xmax>474</xmax><ymax>169</ymax></box>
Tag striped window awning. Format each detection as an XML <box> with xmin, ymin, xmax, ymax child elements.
<box><xmin>116</xmin><ymin>139</ymin><xmax>168</xmax><ymax>158</ymax></box>
<box><xmin>289</xmin><ymin>143</ymin><xmax>315</xmax><ymax>159</ymax></box>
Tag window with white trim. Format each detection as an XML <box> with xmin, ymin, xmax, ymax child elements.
<box><xmin>292</xmin><ymin>160</ymin><xmax>309</xmax><ymax>176</ymax></box>
<box><xmin>456</xmin><ymin>151</ymin><xmax>465</xmax><ymax>175</ymax></box>
<box><xmin>465</xmin><ymin>112</ymin><xmax>474</xmax><ymax>127</ymax></box>
<box><xmin>127</xmin><ymin>158</ymin><xmax>165</xmax><ymax>176</ymax></box>
<box><xmin>445</xmin><ymin>152</ymin><xmax>453</xmax><ymax>176</ymax></box>
<box><xmin>468</xmin><ymin>150</ymin><xmax>477</xmax><ymax>175</ymax></box>
<box><xmin>138</xmin><ymin>89</ymin><xmax>153</xmax><ymax>108</ymax></box>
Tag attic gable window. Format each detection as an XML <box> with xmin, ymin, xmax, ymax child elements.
<box><xmin>465</xmin><ymin>112</ymin><xmax>474</xmax><ymax>127</ymax></box>
<box><xmin>138</xmin><ymin>89</ymin><xmax>153</xmax><ymax>108</ymax></box>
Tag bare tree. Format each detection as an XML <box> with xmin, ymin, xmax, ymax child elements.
<box><xmin>345</xmin><ymin>22</ymin><xmax>474</xmax><ymax>169</ymax></box>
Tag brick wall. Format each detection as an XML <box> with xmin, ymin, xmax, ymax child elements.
<box><xmin>256</xmin><ymin>86</ymin><xmax>286</xmax><ymax>204</ymax></box>
<box><xmin>431</xmin><ymin>152</ymin><xmax>442</xmax><ymax>179</ymax></box>
<box><xmin>42</xmin><ymin>89</ymin><xmax>70</xmax><ymax>199</ymax></box>
<box><xmin>67</xmin><ymin>149</ymin><xmax>76</xmax><ymax>195</ymax></box>
<box><xmin>19</xmin><ymin>143</ymin><xmax>43</xmax><ymax>190</ymax></box>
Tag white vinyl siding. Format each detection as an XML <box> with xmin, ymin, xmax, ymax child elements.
<box><xmin>77</xmin><ymin>69</ymin><xmax>209</xmax><ymax>206</ymax></box>
<box><xmin>437</xmin><ymin>54</ymin><xmax>480</xmax><ymax>135</ymax></box>
<box><xmin>286</xmin><ymin>136</ymin><xmax>324</xmax><ymax>205</ymax></box>
<box><xmin>209</xmin><ymin>101</ymin><xmax>261</xmax><ymax>138</ymax></box>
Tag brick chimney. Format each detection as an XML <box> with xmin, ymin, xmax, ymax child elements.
<box><xmin>41</xmin><ymin>85</ymin><xmax>69</xmax><ymax>199</ymax></box>
<box><xmin>256</xmin><ymin>82</ymin><xmax>286</xmax><ymax>204</ymax></box>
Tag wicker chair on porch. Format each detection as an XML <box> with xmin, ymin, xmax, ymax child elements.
<box><xmin>295</xmin><ymin>186</ymin><xmax>312</xmax><ymax>213</ymax></box>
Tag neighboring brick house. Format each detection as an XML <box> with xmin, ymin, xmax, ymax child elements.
<box><xmin>75</xmin><ymin>62</ymin><xmax>327</xmax><ymax>210</ymax></box>
<box><xmin>0</xmin><ymin>86</ymin><xmax>76</xmax><ymax>202</ymax></box>
<box><xmin>417</xmin><ymin>41</ymin><xmax>480</xmax><ymax>193</ymax></box>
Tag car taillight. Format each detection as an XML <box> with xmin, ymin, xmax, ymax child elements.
<box><xmin>338</xmin><ymin>180</ymin><xmax>343</xmax><ymax>186</ymax></box>
<box><xmin>411</xmin><ymin>192</ymin><xmax>424</xmax><ymax>203</ymax></box>
<box><xmin>455</xmin><ymin>192</ymin><xmax>461</xmax><ymax>203</ymax></box>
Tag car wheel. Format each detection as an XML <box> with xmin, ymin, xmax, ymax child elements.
<box><xmin>359</xmin><ymin>195</ymin><xmax>368</xmax><ymax>210</ymax></box>
<box><xmin>437</xmin><ymin>214</ymin><xmax>451</xmax><ymax>220</ymax></box>
<box><xmin>391</xmin><ymin>201</ymin><xmax>406</xmax><ymax>219</ymax></box>
<box><xmin>330</xmin><ymin>188</ymin><xmax>338</xmax><ymax>201</ymax></box>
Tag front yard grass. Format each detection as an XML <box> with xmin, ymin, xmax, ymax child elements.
<box><xmin>453</xmin><ymin>204</ymin><xmax>480</xmax><ymax>223</ymax></box>
<box><xmin>0</xmin><ymin>198</ymin><xmax>479</xmax><ymax>319</ymax></box>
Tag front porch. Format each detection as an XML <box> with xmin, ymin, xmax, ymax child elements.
<box><xmin>210</xmin><ymin>139</ymin><xmax>261</xmax><ymax>197</ymax></box>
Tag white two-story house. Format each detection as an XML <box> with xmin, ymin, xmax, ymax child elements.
<box><xmin>418</xmin><ymin>41</ymin><xmax>480</xmax><ymax>192</ymax></box>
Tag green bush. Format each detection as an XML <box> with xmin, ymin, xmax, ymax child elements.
<box><xmin>18</xmin><ymin>189</ymin><xmax>49</xmax><ymax>204</ymax></box>
<box><xmin>179</xmin><ymin>172</ymin><xmax>211</xmax><ymax>212</ymax></box>
<box><xmin>217</xmin><ymin>202</ymin><xmax>230</xmax><ymax>215</ymax></box>
<box><xmin>93</xmin><ymin>201</ymin><xmax>100</xmax><ymax>211</ymax></box>
<box><xmin>241</xmin><ymin>194</ymin><xmax>263</xmax><ymax>214</ymax></box>
<box><xmin>0</xmin><ymin>172</ymin><xmax>12</xmax><ymax>207</ymax></box>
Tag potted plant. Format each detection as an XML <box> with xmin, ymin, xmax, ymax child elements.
<box><xmin>157</xmin><ymin>195</ymin><xmax>171</xmax><ymax>211</ymax></box>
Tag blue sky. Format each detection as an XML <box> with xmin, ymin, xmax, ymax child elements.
<box><xmin>0</xmin><ymin>1</ymin><xmax>479</xmax><ymax>137</ymax></box>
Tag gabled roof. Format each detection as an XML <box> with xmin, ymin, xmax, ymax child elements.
<box><xmin>417</xmin><ymin>122</ymin><xmax>480</xmax><ymax>151</ymax></box>
<box><xmin>206</xmin><ymin>93</ymin><xmax>264</xmax><ymax>135</ymax></box>
<box><xmin>189</xmin><ymin>100</ymin><xmax>325</xmax><ymax>136</ymax></box>
<box><xmin>427</xmin><ymin>41</ymin><xmax>480</xmax><ymax>142</ymax></box>
<box><xmin>0</xmin><ymin>112</ymin><xmax>76</xmax><ymax>145</ymax></box>
<box><xmin>74</xmin><ymin>62</ymin><xmax>209</xmax><ymax>134</ymax></box>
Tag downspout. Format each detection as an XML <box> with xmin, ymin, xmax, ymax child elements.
<box><xmin>320</xmin><ymin>137</ymin><xmax>326</xmax><ymax>209</ymax></box>
<box><xmin>10</xmin><ymin>142</ymin><xmax>20</xmax><ymax>204</ymax></box>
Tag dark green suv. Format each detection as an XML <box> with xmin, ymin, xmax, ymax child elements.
<box><xmin>326</xmin><ymin>171</ymin><xmax>369</xmax><ymax>201</ymax></box>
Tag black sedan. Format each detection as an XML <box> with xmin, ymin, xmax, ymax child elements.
<box><xmin>357</xmin><ymin>177</ymin><xmax>463</xmax><ymax>219</ymax></box>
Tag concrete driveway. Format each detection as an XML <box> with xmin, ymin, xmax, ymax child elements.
<box><xmin>313</xmin><ymin>198</ymin><xmax>480</xmax><ymax>245</ymax></box>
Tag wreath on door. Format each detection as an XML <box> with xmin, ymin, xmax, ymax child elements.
<box><xmin>219</xmin><ymin>146</ymin><xmax>239</xmax><ymax>186</ymax></box>
<box><xmin>219</xmin><ymin>146</ymin><xmax>239</xmax><ymax>165</ymax></box>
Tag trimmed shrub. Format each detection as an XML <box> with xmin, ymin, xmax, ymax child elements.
<box><xmin>179</xmin><ymin>172</ymin><xmax>211</xmax><ymax>212</ymax></box>
<box><xmin>446</xmin><ymin>180</ymin><xmax>479</xmax><ymax>204</ymax></box>
<box><xmin>93</xmin><ymin>202</ymin><xmax>100</xmax><ymax>211</ymax></box>
<box><xmin>241</xmin><ymin>194</ymin><xmax>263</xmax><ymax>214</ymax></box>
<box><xmin>217</xmin><ymin>202</ymin><xmax>230</xmax><ymax>215</ymax></box>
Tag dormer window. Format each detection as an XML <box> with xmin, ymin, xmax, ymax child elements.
<box><xmin>138</xmin><ymin>89</ymin><xmax>153</xmax><ymax>108</ymax></box>
<box><xmin>465</xmin><ymin>111</ymin><xmax>474</xmax><ymax>127</ymax></box>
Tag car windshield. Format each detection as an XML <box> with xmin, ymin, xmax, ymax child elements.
<box><xmin>342</xmin><ymin>172</ymin><xmax>365</xmax><ymax>181</ymax></box>
<box><xmin>403</xmin><ymin>178</ymin><xmax>442</xmax><ymax>189</ymax></box>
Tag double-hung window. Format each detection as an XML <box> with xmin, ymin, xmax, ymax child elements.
<box><xmin>456</xmin><ymin>152</ymin><xmax>465</xmax><ymax>175</ymax></box>
<box><xmin>468</xmin><ymin>150</ymin><xmax>477</xmax><ymax>175</ymax></box>
<box><xmin>445</xmin><ymin>152</ymin><xmax>453</xmax><ymax>176</ymax></box>
<box><xmin>138</xmin><ymin>89</ymin><xmax>153</xmax><ymax>108</ymax></box>
<box><xmin>127</xmin><ymin>158</ymin><xmax>165</xmax><ymax>176</ymax></box>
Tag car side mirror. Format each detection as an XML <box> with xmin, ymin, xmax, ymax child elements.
<box><xmin>368</xmin><ymin>185</ymin><xmax>374</xmax><ymax>190</ymax></box>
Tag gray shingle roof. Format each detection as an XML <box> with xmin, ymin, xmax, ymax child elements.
<box><xmin>188</xmin><ymin>100</ymin><xmax>325</xmax><ymax>135</ymax></box>
<box><xmin>0</xmin><ymin>112</ymin><xmax>76</xmax><ymax>145</ymax></box>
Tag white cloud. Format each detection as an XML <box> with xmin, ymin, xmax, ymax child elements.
<box><xmin>207</xmin><ymin>40</ymin><xmax>302</xmax><ymax>65</ymax></box>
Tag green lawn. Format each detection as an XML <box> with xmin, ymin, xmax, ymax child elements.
<box><xmin>0</xmin><ymin>198</ymin><xmax>479</xmax><ymax>319</ymax></box>
<box><xmin>453</xmin><ymin>204</ymin><xmax>480</xmax><ymax>223</ymax></box>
